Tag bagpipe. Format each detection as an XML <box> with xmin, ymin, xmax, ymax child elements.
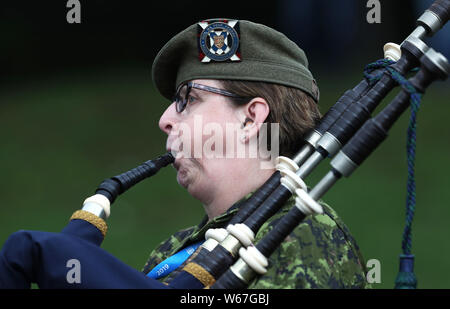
<box><xmin>0</xmin><ymin>0</ymin><xmax>449</xmax><ymax>289</ymax></box>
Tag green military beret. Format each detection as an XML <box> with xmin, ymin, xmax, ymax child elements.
<box><xmin>152</xmin><ymin>18</ymin><xmax>319</xmax><ymax>102</ymax></box>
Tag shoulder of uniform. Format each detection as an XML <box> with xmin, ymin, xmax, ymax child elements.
<box><xmin>250</xmin><ymin>199</ymin><xmax>369</xmax><ymax>288</ymax></box>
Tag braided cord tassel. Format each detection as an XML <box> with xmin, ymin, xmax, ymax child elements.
<box><xmin>394</xmin><ymin>88</ymin><xmax>421</xmax><ymax>289</ymax></box>
<box><xmin>364</xmin><ymin>59</ymin><xmax>420</xmax><ymax>289</ymax></box>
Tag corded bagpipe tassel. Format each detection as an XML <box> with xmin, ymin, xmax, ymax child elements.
<box><xmin>395</xmin><ymin>254</ymin><xmax>417</xmax><ymax>289</ymax></box>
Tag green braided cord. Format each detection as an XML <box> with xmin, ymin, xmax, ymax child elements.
<box><xmin>403</xmin><ymin>89</ymin><xmax>422</xmax><ymax>255</ymax></box>
<box><xmin>364</xmin><ymin>59</ymin><xmax>422</xmax><ymax>289</ymax></box>
<box><xmin>363</xmin><ymin>59</ymin><xmax>395</xmax><ymax>85</ymax></box>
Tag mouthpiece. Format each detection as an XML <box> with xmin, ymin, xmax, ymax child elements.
<box><xmin>95</xmin><ymin>152</ymin><xmax>175</xmax><ymax>204</ymax></box>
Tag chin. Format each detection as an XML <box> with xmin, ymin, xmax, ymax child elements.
<box><xmin>177</xmin><ymin>172</ymin><xmax>203</xmax><ymax>201</ymax></box>
<box><xmin>176</xmin><ymin>169</ymin><xmax>189</xmax><ymax>188</ymax></box>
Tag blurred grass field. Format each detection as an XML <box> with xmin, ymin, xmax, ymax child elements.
<box><xmin>1</xmin><ymin>67</ymin><xmax>449</xmax><ymax>289</ymax></box>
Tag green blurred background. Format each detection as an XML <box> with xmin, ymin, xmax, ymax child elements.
<box><xmin>1</xmin><ymin>1</ymin><xmax>449</xmax><ymax>289</ymax></box>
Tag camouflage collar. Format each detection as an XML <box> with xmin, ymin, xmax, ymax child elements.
<box><xmin>161</xmin><ymin>189</ymin><xmax>297</xmax><ymax>260</ymax></box>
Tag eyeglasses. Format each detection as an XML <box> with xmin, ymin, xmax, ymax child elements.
<box><xmin>173</xmin><ymin>82</ymin><xmax>250</xmax><ymax>113</ymax></box>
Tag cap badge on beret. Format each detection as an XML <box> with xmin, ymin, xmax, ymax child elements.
<box><xmin>197</xmin><ymin>19</ymin><xmax>241</xmax><ymax>63</ymax></box>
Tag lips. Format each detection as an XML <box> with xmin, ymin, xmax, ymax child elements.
<box><xmin>167</xmin><ymin>136</ymin><xmax>189</xmax><ymax>172</ymax></box>
<box><xmin>167</xmin><ymin>148</ymin><xmax>178</xmax><ymax>158</ymax></box>
<box><xmin>167</xmin><ymin>147</ymin><xmax>180</xmax><ymax>171</ymax></box>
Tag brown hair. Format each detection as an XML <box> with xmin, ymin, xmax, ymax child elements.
<box><xmin>220</xmin><ymin>80</ymin><xmax>321</xmax><ymax>157</ymax></box>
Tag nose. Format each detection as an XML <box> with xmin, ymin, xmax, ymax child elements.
<box><xmin>158</xmin><ymin>102</ymin><xmax>178</xmax><ymax>135</ymax></box>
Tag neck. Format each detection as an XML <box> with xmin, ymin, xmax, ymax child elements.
<box><xmin>203</xmin><ymin>162</ymin><xmax>275</xmax><ymax>220</ymax></box>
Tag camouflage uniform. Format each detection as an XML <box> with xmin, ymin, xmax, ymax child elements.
<box><xmin>142</xmin><ymin>195</ymin><xmax>370</xmax><ymax>289</ymax></box>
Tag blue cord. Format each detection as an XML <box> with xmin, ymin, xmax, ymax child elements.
<box><xmin>364</xmin><ymin>59</ymin><xmax>421</xmax><ymax>289</ymax></box>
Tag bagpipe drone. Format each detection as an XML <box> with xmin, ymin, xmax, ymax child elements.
<box><xmin>0</xmin><ymin>0</ymin><xmax>449</xmax><ymax>289</ymax></box>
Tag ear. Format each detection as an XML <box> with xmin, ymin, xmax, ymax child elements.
<box><xmin>240</xmin><ymin>97</ymin><xmax>270</xmax><ymax>143</ymax></box>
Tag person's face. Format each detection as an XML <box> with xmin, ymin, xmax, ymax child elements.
<box><xmin>158</xmin><ymin>79</ymin><xmax>244</xmax><ymax>201</ymax></box>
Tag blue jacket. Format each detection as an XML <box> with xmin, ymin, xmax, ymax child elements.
<box><xmin>0</xmin><ymin>219</ymin><xmax>203</xmax><ymax>289</ymax></box>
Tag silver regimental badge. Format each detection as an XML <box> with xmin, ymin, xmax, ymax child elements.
<box><xmin>198</xmin><ymin>19</ymin><xmax>241</xmax><ymax>63</ymax></box>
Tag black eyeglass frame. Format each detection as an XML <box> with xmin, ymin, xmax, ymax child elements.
<box><xmin>173</xmin><ymin>82</ymin><xmax>251</xmax><ymax>113</ymax></box>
